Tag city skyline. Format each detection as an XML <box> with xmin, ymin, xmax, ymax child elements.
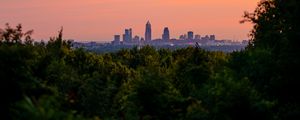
<box><xmin>115</xmin><ymin>22</ymin><xmax>217</xmax><ymax>42</ymax></box>
<box><xmin>0</xmin><ymin>0</ymin><xmax>260</xmax><ymax>41</ymax></box>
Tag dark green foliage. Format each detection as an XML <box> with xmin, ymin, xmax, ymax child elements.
<box><xmin>200</xmin><ymin>69</ymin><xmax>276</xmax><ymax>120</ymax></box>
<box><xmin>0</xmin><ymin>23</ymin><xmax>33</xmax><ymax>45</ymax></box>
<box><xmin>172</xmin><ymin>47</ymin><xmax>211</xmax><ymax>97</ymax></box>
<box><xmin>12</xmin><ymin>96</ymin><xmax>89</xmax><ymax>120</ymax></box>
<box><xmin>237</xmin><ymin>0</ymin><xmax>300</xmax><ymax>119</ymax></box>
<box><xmin>117</xmin><ymin>67</ymin><xmax>183</xmax><ymax>120</ymax></box>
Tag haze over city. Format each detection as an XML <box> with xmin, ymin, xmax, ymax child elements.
<box><xmin>0</xmin><ymin>0</ymin><xmax>259</xmax><ymax>41</ymax></box>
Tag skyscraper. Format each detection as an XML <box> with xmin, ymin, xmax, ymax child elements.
<box><xmin>187</xmin><ymin>31</ymin><xmax>194</xmax><ymax>40</ymax></box>
<box><xmin>112</xmin><ymin>35</ymin><xmax>120</xmax><ymax>45</ymax></box>
<box><xmin>162</xmin><ymin>27</ymin><xmax>170</xmax><ymax>41</ymax></box>
<box><xmin>129</xmin><ymin>28</ymin><xmax>132</xmax><ymax>41</ymax></box>
<box><xmin>123</xmin><ymin>28</ymin><xmax>132</xmax><ymax>43</ymax></box>
<box><xmin>209</xmin><ymin>35</ymin><xmax>215</xmax><ymax>40</ymax></box>
<box><xmin>145</xmin><ymin>21</ymin><xmax>152</xmax><ymax>41</ymax></box>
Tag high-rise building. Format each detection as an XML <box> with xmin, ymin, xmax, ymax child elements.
<box><xmin>145</xmin><ymin>21</ymin><xmax>152</xmax><ymax>41</ymax></box>
<box><xmin>113</xmin><ymin>35</ymin><xmax>120</xmax><ymax>44</ymax></box>
<box><xmin>129</xmin><ymin>28</ymin><xmax>133</xmax><ymax>41</ymax></box>
<box><xmin>162</xmin><ymin>27</ymin><xmax>170</xmax><ymax>41</ymax></box>
<box><xmin>132</xmin><ymin>35</ymin><xmax>140</xmax><ymax>42</ymax></box>
<box><xmin>195</xmin><ymin>34</ymin><xmax>201</xmax><ymax>40</ymax></box>
<box><xmin>179</xmin><ymin>34</ymin><xmax>187</xmax><ymax>40</ymax></box>
<box><xmin>187</xmin><ymin>31</ymin><xmax>194</xmax><ymax>40</ymax></box>
<box><xmin>202</xmin><ymin>35</ymin><xmax>210</xmax><ymax>40</ymax></box>
<box><xmin>123</xmin><ymin>28</ymin><xmax>132</xmax><ymax>43</ymax></box>
<box><xmin>209</xmin><ymin>35</ymin><xmax>215</xmax><ymax>40</ymax></box>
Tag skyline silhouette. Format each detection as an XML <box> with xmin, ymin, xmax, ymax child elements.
<box><xmin>0</xmin><ymin>0</ymin><xmax>259</xmax><ymax>41</ymax></box>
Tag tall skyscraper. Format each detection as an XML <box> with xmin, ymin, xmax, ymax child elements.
<box><xmin>129</xmin><ymin>28</ymin><xmax>133</xmax><ymax>41</ymax></box>
<box><xmin>123</xmin><ymin>28</ymin><xmax>132</xmax><ymax>43</ymax></box>
<box><xmin>162</xmin><ymin>27</ymin><xmax>170</xmax><ymax>41</ymax></box>
<box><xmin>187</xmin><ymin>31</ymin><xmax>194</xmax><ymax>40</ymax></box>
<box><xmin>145</xmin><ymin>21</ymin><xmax>152</xmax><ymax>41</ymax></box>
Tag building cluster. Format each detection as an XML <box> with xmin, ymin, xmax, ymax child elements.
<box><xmin>112</xmin><ymin>21</ymin><xmax>242</xmax><ymax>46</ymax></box>
<box><xmin>178</xmin><ymin>32</ymin><xmax>215</xmax><ymax>41</ymax></box>
<box><xmin>70</xmin><ymin>20</ymin><xmax>247</xmax><ymax>52</ymax></box>
<box><xmin>112</xmin><ymin>21</ymin><xmax>151</xmax><ymax>45</ymax></box>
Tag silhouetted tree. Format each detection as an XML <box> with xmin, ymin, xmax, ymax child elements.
<box><xmin>0</xmin><ymin>23</ymin><xmax>33</xmax><ymax>45</ymax></box>
<box><xmin>238</xmin><ymin>0</ymin><xmax>300</xmax><ymax>119</ymax></box>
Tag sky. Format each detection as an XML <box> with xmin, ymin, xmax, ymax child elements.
<box><xmin>0</xmin><ymin>0</ymin><xmax>260</xmax><ymax>41</ymax></box>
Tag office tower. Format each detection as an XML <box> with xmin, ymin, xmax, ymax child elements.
<box><xmin>145</xmin><ymin>21</ymin><xmax>152</xmax><ymax>41</ymax></box>
<box><xmin>123</xmin><ymin>28</ymin><xmax>132</xmax><ymax>43</ymax></box>
<box><xmin>162</xmin><ymin>27</ymin><xmax>170</xmax><ymax>41</ymax></box>
<box><xmin>114</xmin><ymin>35</ymin><xmax>120</xmax><ymax>41</ymax></box>
<box><xmin>122</xmin><ymin>34</ymin><xmax>126</xmax><ymax>42</ymax></box>
<box><xmin>209</xmin><ymin>35</ymin><xmax>216</xmax><ymax>40</ymax></box>
<box><xmin>133</xmin><ymin>35</ymin><xmax>140</xmax><ymax>42</ymax></box>
<box><xmin>179</xmin><ymin>34</ymin><xmax>187</xmax><ymax>40</ymax></box>
<box><xmin>129</xmin><ymin>28</ymin><xmax>132</xmax><ymax>41</ymax></box>
<box><xmin>124</xmin><ymin>29</ymin><xmax>129</xmax><ymax>42</ymax></box>
<box><xmin>113</xmin><ymin>35</ymin><xmax>120</xmax><ymax>44</ymax></box>
<box><xmin>187</xmin><ymin>31</ymin><xmax>194</xmax><ymax>40</ymax></box>
<box><xmin>202</xmin><ymin>35</ymin><xmax>210</xmax><ymax>40</ymax></box>
<box><xmin>195</xmin><ymin>34</ymin><xmax>201</xmax><ymax>40</ymax></box>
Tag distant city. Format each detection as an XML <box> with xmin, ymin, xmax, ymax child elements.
<box><xmin>71</xmin><ymin>21</ymin><xmax>249</xmax><ymax>53</ymax></box>
<box><xmin>111</xmin><ymin>21</ymin><xmax>248</xmax><ymax>46</ymax></box>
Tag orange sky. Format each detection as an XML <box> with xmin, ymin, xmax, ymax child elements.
<box><xmin>0</xmin><ymin>0</ymin><xmax>260</xmax><ymax>41</ymax></box>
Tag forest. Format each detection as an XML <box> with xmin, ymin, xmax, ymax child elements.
<box><xmin>0</xmin><ymin>0</ymin><xmax>300</xmax><ymax>120</ymax></box>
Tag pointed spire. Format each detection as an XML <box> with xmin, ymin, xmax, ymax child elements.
<box><xmin>145</xmin><ymin>20</ymin><xmax>152</xmax><ymax>41</ymax></box>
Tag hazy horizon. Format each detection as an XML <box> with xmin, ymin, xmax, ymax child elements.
<box><xmin>0</xmin><ymin>0</ymin><xmax>260</xmax><ymax>41</ymax></box>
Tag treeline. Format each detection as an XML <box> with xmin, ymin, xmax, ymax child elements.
<box><xmin>84</xmin><ymin>44</ymin><xmax>246</xmax><ymax>54</ymax></box>
<box><xmin>1</xmin><ymin>0</ymin><xmax>300</xmax><ymax>119</ymax></box>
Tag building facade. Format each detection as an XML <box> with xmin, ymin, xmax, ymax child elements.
<box><xmin>113</xmin><ymin>35</ymin><xmax>120</xmax><ymax>44</ymax></box>
<box><xmin>162</xmin><ymin>27</ymin><xmax>170</xmax><ymax>41</ymax></box>
<box><xmin>145</xmin><ymin>21</ymin><xmax>152</xmax><ymax>41</ymax></box>
<box><xmin>123</xmin><ymin>28</ymin><xmax>132</xmax><ymax>43</ymax></box>
<box><xmin>187</xmin><ymin>31</ymin><xmax>194</xmax><ymax>40</ymax></box>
